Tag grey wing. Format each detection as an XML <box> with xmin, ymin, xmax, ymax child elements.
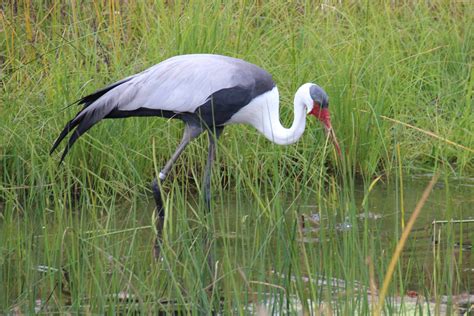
<box><xmin>51</xmin><ymin>54</ymin><xmax>274</xmax><ymax>161</ymax></box>
<box><xmin>84</xmin><ymin>54</ymin><xmax>274</xmax><ymax>115</ymax></box>
<box><xmin>114</xmin><ymin>54</ymin><xmax>269</xmax><ymax>113</ymax></box>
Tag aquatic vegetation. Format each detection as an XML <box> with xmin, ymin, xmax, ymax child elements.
<box><xmin>1</xmin><ymin>1</ymin><xmax>472</xmax><ymax>314</ymax></box>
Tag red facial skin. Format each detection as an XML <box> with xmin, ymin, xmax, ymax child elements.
<box><xmin>309</xmin><ymin>103</ymin><xmax>342</xmax><ymax>156</ymax></box>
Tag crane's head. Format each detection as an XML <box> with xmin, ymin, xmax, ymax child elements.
<box><xmin>307</xmin><ymin>84</ymin><xmax>341</xmax><ymax>156</ymax></box>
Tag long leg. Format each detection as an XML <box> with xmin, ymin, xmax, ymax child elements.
<box><xmin>151</xmin><ymin>178</ymin><xmax>164</xmax><ymax>260</ymax></box>
<box><xmin>202</xmin><ymin>127</ymin><xmax>224</xmax><ymax>281</ymax></box>
<box><xmin>159</xmin><ymin>123</ymin><xmax>204</xmax><ymax>181</ymax></box>
<box><xmin>152</xmin><ymin>123</ymin><xmax>204</xmax><ymax>260</ymax></box>
<box><xmin>203</xmin><ymin>127</ymin><xmax>224</xmax><ymax>211</ymax></box>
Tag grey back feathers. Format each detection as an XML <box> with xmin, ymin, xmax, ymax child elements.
<box><xmin>51</xmin><ymin>54</ymin><xmax>275</xmax><ymax>162</ymax></box>
<box><xmin>116</xmin><ymin>54</ymin><xmax>273</xmax><ymax>112</ymax></box>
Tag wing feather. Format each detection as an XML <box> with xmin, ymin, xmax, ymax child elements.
<box><xmin>51</xmin><ymin>54</ymin><xmax>274</xmax><ymax>160</ymax></box>
<box><xmin>116</xmin><ymin>54</ymin><xmax>271</xmax><ymax>112</ymax></box>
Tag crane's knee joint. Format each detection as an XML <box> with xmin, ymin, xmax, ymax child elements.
<box><xmin>159</xmin><ymin>172</ymin><xmax>166</xmax><ymax>181</ymax></box>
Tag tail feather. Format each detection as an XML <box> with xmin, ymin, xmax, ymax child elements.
<box><xmin>58</xmin><ymin>112</ymin><xmax>98</xmax><ymax>163</ymax></box>
<box><xmin>50</xmin><ymin>112</ymin><xmax>83</xmax><ymax>155</ymax></box>
<box><xmin>51</xmin><ymin>106</ymin><xmax>112</xmax><ymax>162</ymax></box>
<box><xmin>78</xmin><ymin>76</ymin><xmax>135</xmax><ymax>108</ymax></box>
<box><xmin>51</xmin><ymin>75</ymin><xmax>134</xmax><ymax>161</ymax></box>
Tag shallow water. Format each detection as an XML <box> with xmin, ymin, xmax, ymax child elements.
<box><xmin>351</xmin><ymin>177</ymin><xmax>474</xmax><ymax>292</ymax></box>
<box><xmin>214</xmin><ymin>177</ymin><xmax>474</xmax><ymax>292</ymax></box>
<box><xmin>213</xmin><ymin>177</ymin><xmax>474</xmax><ymax>314</ymax></box>
<box><xmin>3</xmin><ymin>176</ymin><xmax>473</xmax><ymax>314</ymax></box>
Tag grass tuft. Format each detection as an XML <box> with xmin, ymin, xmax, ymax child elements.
<box><xmin>1</xmin><ymin>1</ymin><xmax>472</xmax><ymax>314</ymax></box>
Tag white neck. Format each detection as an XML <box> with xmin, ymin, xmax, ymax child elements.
<box><xmin>228</xmin><ymin>84</ymin><xmax>312</xmax><ymax>145</ymax></box>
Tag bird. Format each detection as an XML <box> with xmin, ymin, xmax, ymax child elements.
<box><xmin>50</xmin><ymin>54</ymin><xmax>341</xmax><ymax>258</ymax></box>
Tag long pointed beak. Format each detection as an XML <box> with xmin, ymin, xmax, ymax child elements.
<box><xmin>310</xmin><ymin>106</ymin><xmax>342</xmax><ymax>157</ymax></box>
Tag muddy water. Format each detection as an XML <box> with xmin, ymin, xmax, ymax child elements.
<box><xmin>18</xmin><ymin>176</ymin><xmax>472</xmax><ymax>314</ymax></box>
<box><xmin>213</xmin><ymin>176</ymin><xmax>474</xmax><ymax>293</ymax></box>
<box><xmin>358</xmin><ymin>177</ymin><xmax>473</xmax><ymax>290</ymax></box>
<box><xmin>303</xmin><ymin>177</ymin><xmax>474</xmax><ymax>293</ymax></box>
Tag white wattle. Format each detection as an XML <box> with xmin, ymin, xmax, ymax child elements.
<box><xmin>227</xmin><ymin>85</ymin><xmax>311</xmax><ymax>145</ymax></box>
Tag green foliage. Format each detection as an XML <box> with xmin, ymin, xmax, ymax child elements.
<box><xmin>0</xmin><ymin>1</ymin><xmax>472</xmax><ymax>314</ymax></box>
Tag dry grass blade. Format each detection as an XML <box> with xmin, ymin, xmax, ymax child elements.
<box><xmin>375</xmin><ymin>172</ymin><xmax>441</xmax><ymax>315</ymax></box>
<box><xmin>360</xmin><ymin>110</ymin><xmax>474</xmax><ymax>154</ymax></box>
<box><xmin>238</xmin><ymin>267</ymin><xmax>269</xmax><ymax>316</ymax></box>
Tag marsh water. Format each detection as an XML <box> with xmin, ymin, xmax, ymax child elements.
<box><xmin>5</xmin><ymin>177</ymin><xmax>473</xmax><ymax>313</ymax></box>
<box><xmin>159</xmin><ymin>176</ymin><xmax>473</xmax><ymax>293</ymax></box>
<box><xmin>350</xmin><ymin>177</ymin><xmax>474</xmax><ymax>292</ymax></box>
<box><xmin>149</xmin><ymin>177</ymin><xmax>473</xmax><ymax>291</ymax></box>
<box><xmin>210</xmin><ymin>176</ymin><xmax>474</xmax><ymax>295</ymax></box>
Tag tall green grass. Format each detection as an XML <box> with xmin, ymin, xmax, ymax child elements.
<box><xmin>1</xmin><ymin>0</ymin><xmax>473</xmax><ymax>314</ymax></box>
